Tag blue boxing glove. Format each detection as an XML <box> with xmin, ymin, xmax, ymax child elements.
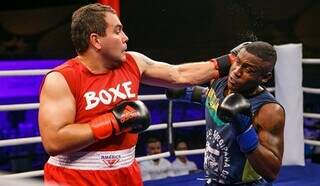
<box><xmin>165</xmin><ymin>86</ymin><xmax>208</xmax><ymax>105</ymax></box>
<box><xmin>217</xmin><ymin>93</ymin><xmax>258</xmax><ymax>153</ymax></box>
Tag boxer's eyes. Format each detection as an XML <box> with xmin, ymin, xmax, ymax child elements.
<box><xmin>114</xmin><ymin>25</ymin><xmax>123</xmax><ymax>34</ymax></box>
<box><xmin>235</xmin><ymin>60</ymin><xmax>256</xmax><ymax>74</ymax></box>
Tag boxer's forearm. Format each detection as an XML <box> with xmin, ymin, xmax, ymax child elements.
<box><xmin>246</xmin><ymin>145</ymin><xmax>282</xmax><ymax>182</ymax></box>
<box><xmin>171</xmin><ymin>61</ymin><xmax>219</xmax><ymax>86</ymax></box>
<box><xmin>141</xmin><ymin>60</ymin><xmax>218</xmax><ymax>88</ymax></box>
<box><xmin>41</xmin><ymin>123</ymin><xmax>95</xmax><ymax>156</ymax></box>
<box><xmin>129</xmin><ymin>51</ymin><xmax>219</xmax><ymax>88</ymax></box>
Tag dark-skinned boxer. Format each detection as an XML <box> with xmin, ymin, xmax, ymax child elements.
<box><xmin>167</xmin><ymin>41</ymin><xmax>285</xmax><ymax>186</ymax></box>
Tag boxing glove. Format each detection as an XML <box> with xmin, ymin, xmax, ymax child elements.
<box><xmin>165</xmin><ymin>86</ymin><xmax>207</xmax><ymax>105</ymax></box>
<box><xmin>217</xmin><ymin>93</ymin><xmax>258</xmax><ymax>153</ymax></box>
<box><xmin>90</xmin><ymin>100</ymin><xmax>151</xmax><ymax>140</ymax></box>
<box><xmin>211</xmin><ymin>42</ymin><xmax>252</xmax><ymax>77</ymax></box>
<box><xmin>230</xmin><ymin>41</ymin><xmax>252</xmax><ymax>56</ymax></box>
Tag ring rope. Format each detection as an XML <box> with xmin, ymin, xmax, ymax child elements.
<box><xmin>303</xmin><ymin>113</ymin><xmax>320</xmax><ymax>119</ymax></box>
<box><xmin>303</xmin><ymin>87</ymin><xmax>320</xmax><ymax>94</ymax></box>
<box><xmin>0</xmin><ymin>95</ymin><xmax>166</xmax><ymax>111</ymax></box>
<box><xmin>0</xmin><ymin>137</ymin><xmax>41</xmax><ymax>148</ymax></box>
<box><xmin>0</xmin><ymin>170</ymin><xmax>44</xmax><ymax>179</ymax></box>
<box><xmin>136</xmin><ymin>152</ymin><xmax>171</xmax><ymax>162</ymax></box>
<box><xmin>0</xmin><ymin>58</ymin><xmax>319</xmax><ymax>77</ymax></box>
<box><xmin>266</xmin><ymin>87</ymin><xmax>320</xmax><ymax>94</ymax></box>
<box><xmin>175</xmin><ymin>149</ymin><xmax>205</xmax><ymax>156</ymax></box>
<box><xmin>0</xmin><ymin>69</ymin><xmax>49</xmax><ymax>77</ymax></box>
<box><xmin>145</xmin><ymin>123</ymin><xmax>167</xmax><ymax>131</ymax></box>
<box><xmin>2</xmin><ymin>84</ymin><xmax>320</xmax><ymax>112</ymax></box>
<box><xmin>0</xmin><ymin>120</ymin><xmax>206</xmax><ymax>147</ymax></box>
<box><xmin>0</xmin><ymin>103</ymin><xmax>39</xmax><ymax>111</ymax></box>
<box><xmin>2</xmin><ymin>139</ymin><xmax>320</xmax><ymax>179</ymax></box>
<box><xmin>305</xmin><ymin>139</ymin><xmax>320</xmax><ymax>146</ymax></box>
<box><xmin>1</xmin><ymin>118</ymin><xmax>320</xmax><ymax>147</ymax></box>
<box><xmin>173</xmin><ymin>120</ymin><xmax>206</xmax><ymax>128</ymax></box>
<box><xmin>302</xmin><ymin>58</ymin><xmax>320</xmax><ymax>64</ymax></box>
<box><xmin>266</xmin><ymin>87</ymin><xmax>274</xmax><ymax>92</ymax></box>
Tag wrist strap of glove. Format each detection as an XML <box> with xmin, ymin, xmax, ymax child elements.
<box><xmin>181</xmin><ymin>87</ymin><xmax>207</xmax><ymax>105</ymax></box>
<box><xmin>89</xmin><ymin>113</ymin><xmax>117</xmax><ymax>140</ymax></box>
<box><xmin>211</xmin><ymin>54</ymin><xmax>237</xmax><ymax>78</ymax></box>
<box><xmin>191</xmin><ymin>86</ymin><xmax>207</xmax><ymax>105</ymax></box>
<box><xmin>183</xmin><ymin>87</ymin><xmax>194</xmax><ymax>102</ymax></box>
<box><xmin>237</xmin><ymin>125</ymin><xmax>259</xmax><ymax>153</ymax></box>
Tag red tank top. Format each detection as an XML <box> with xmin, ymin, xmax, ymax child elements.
<box><xmin>52</xmin><ymin>53</ymin><xmax>141</xmax><ymax>151</ymax></box>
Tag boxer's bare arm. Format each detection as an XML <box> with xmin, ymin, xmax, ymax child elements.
<box><xmin>247</xmin><ymin>103</ymin><xmax>285</xmax><ymax>181</ymax></box>
<box><xmin>38</xmin><ymin>72</ymin><xmax>95</xmax><ymax>156</ymax></box>
<box><xmin>128</xmin><ymin>51</ymin><xmax>219</xmax><ymax>88</ymax></box>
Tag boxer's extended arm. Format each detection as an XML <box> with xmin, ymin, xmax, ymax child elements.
<box><xmin>128</xmin><ymin>42</ymin><xmax>249</xmax><ymax>88</ymax></box>
<box><xmin>39</xmin><ymin>72</ymin><xmax>95</xmax><ymax>156</ymax></box>
<box><xmin>247</xmin><ymin>103</ymin><xmax>285</xmax><ymax>182</ymax></box>
<box><xmin>128</xmin><ymin>51</ymin><xmax>233</xmax><ymax>88</ymax></box>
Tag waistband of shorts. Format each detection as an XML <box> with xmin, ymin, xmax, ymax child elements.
<box><xmin>47</xmin><ymin>146</ymin><xmax>135</xmax><ymax>170</ymax></box>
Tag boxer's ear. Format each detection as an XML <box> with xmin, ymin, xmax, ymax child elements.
<box><xmin>261</xmin><ymin>72</ymin><xmax>272</xmax><ymax>83</ymax></box>
<box><xmin>89</xmin><ymin>33</ymin><xmax>102</xmax><ymax>51</ymax></box>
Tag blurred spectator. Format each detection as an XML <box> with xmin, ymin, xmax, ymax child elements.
<box><xmin>6</xmin><ymin>111</ymin><xmax>33</xmax><ymax>172</ymax></box>
<box><xmin>172</xmin><ymin>140</ymin><xmax>198</xmax><ymax>176</ymax></box>
<box><xmin>139</xmin><ymin>137</ymin><xmax>174</xmax><ymax>181</ymax></box>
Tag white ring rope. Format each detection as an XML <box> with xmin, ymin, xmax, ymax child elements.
<box><xmin>304</xmin><ymin>139</ymin><xmax>320</xmax><ymax>146</ymax></box>
<box><xmin>138</xmin><ymin>94</ymin><xmax>167</xmax><ymax>100</ymax></box>
<box><xmin>303</xmin><ymin>87</ymin><xmax>320</xmax><ymax>94</ymax></box>
<box><xmin>0</xmin><ymin>137</ymin><xmax>41</xmax><ymax>148</ymax></box>
<box><xmin>0</xmin><ymin>137</ymin><xmax>319</xmax><ymax>179</ymax></box>
<box><xmin>0</xmin><ymin>69</ymin><xmax>50</xmax><ymax>77</ymax></box>
<box><xmin>174</xmin><ymin>149</ymin><xmax>205</xmax><ymax>156</ymax></box>
<box><xmin>136</xmin><ymin>149</ymin><xmax>206</xmax><ymax>163</ymax></box>
<box><xmin>0</xmin><ymin>95</ymin><xmax>166</xmax><ymax>111</ymax></box>
<box><xmin>0</xmin><ymin>58</ymin><xmax>318</xmax><ymax>77</ymax></box>
<box><xmin>0</xmin><ymin>103</ymin><xmax>39</xmax><ymax>111</ymax></box>
<box><xmin>266</xmin><ymin>87</ymin><xmax>320</xmax><ymax>94</ymax></box>
<box><xmin>1</xmin><ymin>117</ymin><xmax>320</xmax><ymax>148</ymax></box>
<box><xmin>0</xmin><ymin>121</ymin><xmax>206</xmax><ymax>147</ymax></box>
<box><xmin>266</xmin><ymin>87</ymin><xmax>275</xmax><ymax>92</ymax></box>
<box><xmin>1</xmin><ymin>85</ymin><xmax>320</xmax><ymax>112</ymax></box>
<box><xmin>0</xmin><ymin>93</ymin><xmax>319</xmax><ymax>148</ymax></box>
<box><xmin>0</xmin><ymin>170</ymin><xmax>44</xmax><ymax>179</ymax></box>
<box><xmin>303</xmin><ymin>58</ymin><xmax>320</xmax><ymax>64</ymax></box>
<box><xmin>304</xmin><ymin>113</ymin><xmax>320</xmax><ymax>119</ymax></box>
<box><xmin>136</xmin><ymin>152</ymin><xmax>171</xmax><ymax>162</ymax></box>
<box><xmin>173</xmin><ymin>120</ymin><xmax>206</xmax><ymax>128</ymax></box>
<box><xmin>145</xmin><ymin>123</ymin><xmax>167</xmax><ymax>131</ymax></box>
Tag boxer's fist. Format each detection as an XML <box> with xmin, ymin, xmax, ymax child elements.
<box><xmin>217</xmin><ymin>93</ymin><xmax>258</xmax><ymax>153</ymax></box>
<box><xmin>217</xmin><ymin>93</ymin><xmax>252</xmax><ymax>134</ymax></box>
<box><xmin>112</xmin><ymin>100</ymin><xmax>151</xmax><ymax>134</ymax></box>
<box><xmin>90</xmin><ymin>100</ymin><xmax>151</xmax><ymax>140</ymax></box>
